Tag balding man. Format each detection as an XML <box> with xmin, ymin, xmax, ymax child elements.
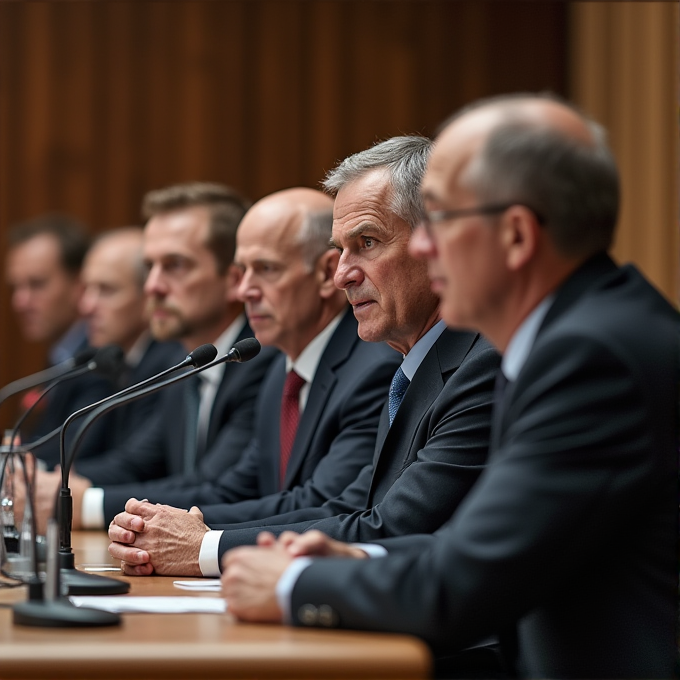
<box><xmin>222</xmin><ymin>95</ymin><xmax>679</xmax><ymax>678</ymax></box>
<box><xmin>104</xmin><ymin>188</ymin><xmax>401</xmax><ymax>576</ymax></box>
<box><xmin>79</xmin><ymin>227</ymin><xmax>184</xmax><ymax>447</ymax></box>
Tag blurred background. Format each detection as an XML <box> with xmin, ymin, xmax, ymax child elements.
<box><xmin>0</xmin><ymin>0</ymin><xmax>677</xmax><ymax>424</ymax></box>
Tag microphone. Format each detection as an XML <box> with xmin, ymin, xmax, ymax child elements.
<box><xmin>0</xmin><ymin>346</ymin><xmax>98</xmax><ymax>410</ymax></box>
<box><xmin>11</xmin><ymin>342</ymin><xmax>220</xmax><ymax>627</ymax></box>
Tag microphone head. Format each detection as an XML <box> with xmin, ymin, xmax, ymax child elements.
<box><xmin>72</xmin><ymin>346</ymin><xmax>98</xmax><ymax>367</ymax></box>
<box><xmin>230</xmin><ymin>337</ymin><xmax>261</xmax><ymax>363</ymax></box>
<box><xmin>90</xmin><ymin>345</ymin><xmax>125</xmax><ymax>379</ymax></box>
<box><xmin>188</xmin><ymin>344</ymin><xmax>218</xmax><ymax>368</ymax></box>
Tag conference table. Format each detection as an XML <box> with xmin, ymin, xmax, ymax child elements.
<box><xmin>0</xmin><ymin>532</ymin><xmax>431</xmax><ymax>679</ymax></box>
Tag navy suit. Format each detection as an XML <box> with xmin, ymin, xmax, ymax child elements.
<box><xmin>99</xmin><ymin>308</ymin><xmax>401</xmax><ymax>524</ymax></box>
<box><xmin>289</xmin><ymin>255</ymin><xmax>679</xmax><ymax>679</ymax></box>
<box><xmin>207</xmin><ymin>330</ymin><xmax>499</xmax><ymax>564</ymax></box>
<box><xmin>76</xmin><ymin>323</ymin><xmax>278</xmax><ymax>513</ymax></box>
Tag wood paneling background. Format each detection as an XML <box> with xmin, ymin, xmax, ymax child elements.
<box><xmin>0</xmin><ymin>0</ymin><xmax>568</xmax><ymax>422</ymax></box>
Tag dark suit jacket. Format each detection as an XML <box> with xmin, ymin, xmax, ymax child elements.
<box><xmin>76</xmin><ymin>323</ymin><xmax>278</xmax><ymax>516</ymax></box>
<box><xmin>211</xmin><ymin>330</ymin><xmax>499</xmax><ymax>561</ymax></box>
<box><xmin>101</xmin><ymin>308</ymin><xmax>401</xmax><ymax>525</ymax></box>
<box><xmin>28</xmin><ymin>339</ymin><xmax>115</xmax><ymax>470</ymax></box>
<box><xmin>289</xmin><ymin>254</ymin><xmax>679</xmax><ymax>679</ymax></box>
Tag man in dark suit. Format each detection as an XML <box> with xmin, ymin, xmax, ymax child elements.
<box><xmin>5</xmin><ymin>214</ymin><xmax>113</xmax><ymax>468</ymax></box>
<box><xmin>77</xmin><ymin>226</ymin><xmax>185</xmax><ymax>448</ymax></box>
<box><xmin>21</xmin><ymin>182</ymin><xmax>277</xmax><ymax>534</ymax></box>
<box><xmin>221</xmin><ymin>95</ymin><xmax>679</xmax><ymax>679</ymax></box>
<box><xmin>124</xmin><ymin>138</ymin><xmax>499</xmax><ymax>572</ymax></box>
<box><xmin>105</xmin><ymin>187</ymin><xmax>400</xmax><ymax>576</ymax></box>
<box><xmin>107</xmin><ymin>142</ymin><xmax>498</xmax><ymax>590</ymax></box>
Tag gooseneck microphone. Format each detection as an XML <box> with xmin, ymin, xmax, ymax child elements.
<box><xmin>11</xmin><ymin>343</ymin><xmax>220</xmax><ymax>627</ymax></box>
<box><xmin>0</xmin><ymin>347</ymin><xmax>98</xmax><ymax>410</ymax></box>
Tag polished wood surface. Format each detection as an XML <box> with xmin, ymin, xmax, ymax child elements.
<box><xmin>0</xmin><ymin>532</ymin><xmax>431</xmax><ymax>679</ymax></box>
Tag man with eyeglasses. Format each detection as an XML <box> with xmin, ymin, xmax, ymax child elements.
<box><xmin>221</xmin><ymin>94</ymin><xmax>679</xmax><ymax>679</ymax></box>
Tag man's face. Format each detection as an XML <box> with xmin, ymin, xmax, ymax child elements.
<box><xmin>79</xmin><ymin>236</ymin><xmax>147</xmax><ymax>352</ymax></box>
<box><xmin>6</xmin><ymin>234</ymin><xmax>83</xmax><ymax>343</ymax></box>
<box><xmin>143</xmin><ymin>207</ymin><xmax>232</xmax><ymax>346</ymax></box>
<box><xmin>414</xmin><ymin>119</ymin><xmax>508</xmax><ymax>332</ymax></box>
<box><xmin>331</xmin><ymin>169</ymin><xmax>438</xmax><ymax>355</ymax></box>
<box><xmin>235</xmin><ymin>203</ymin><xmax>327</xmax><ymax>359</ymax></box>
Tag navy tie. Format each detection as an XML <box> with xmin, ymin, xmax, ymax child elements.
<box><xmin>388</xmin><ymin>366</ymin><xmax>410</xmax><ymax>426</ymax></box>
<box><xmin>183</xmin><ymin>375</ymin><xmax>202</xmax><ymax>475</ymax></box>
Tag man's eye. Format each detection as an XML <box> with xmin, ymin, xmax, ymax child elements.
<box><xmin>363</xmin><ymin>237</ymin><xmax>375</xmax><ymax>248</ymax></box>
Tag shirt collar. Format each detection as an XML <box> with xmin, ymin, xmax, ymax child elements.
<box><xmin>50</xmin><ymin>320</ymin><xmax>88</xmax><ymax>366</ymax></box>
<box><xmin>285</xmin><ymin>310</ymin><xmax>345</xmax><ymax>384</ymax></box>
<box><xmin>201</xmin><ymin>313</ymin><xmax>247</xmax><ymax>387</ymax></box>
<box><xmin>400</xmin><ymin>319</ymin><xmax>446</xmax><ymax>381</ymax></box>
<box><xmin>502</xmin><ymin>295</ymin><xmax>555</xmax><ymax>381</ymax></box>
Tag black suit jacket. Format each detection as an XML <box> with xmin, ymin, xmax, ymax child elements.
<box><xmin>103</xmin><ymin>308</ymin><xmax>401</xmax><ymax>525</ymax></box>
<box><xmin>27</xmin><ymin>338</ymin><xmax>115</xmax><ymax>470</ymax></box>
<box><xmin>212</xmin><ymin>329</ymin><xmax>499</xmax><ymax>561</ymax></box>
<box><xmin>290</xmin><ymin>255</ymin><xmax>679</xmax><ymax>679</ymax></box>
<box><xmin>76</xmin><ymin>323</ymin><xmax>278</xmax><ymax>514</ymax></box>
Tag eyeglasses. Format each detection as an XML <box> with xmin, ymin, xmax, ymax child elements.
<box><xmin>421</xmin><ymin>203</ymin><xmax>545</xmax><ymax>237</ymax></box>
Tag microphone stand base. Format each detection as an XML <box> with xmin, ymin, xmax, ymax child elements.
<box><xmin>61</xmin><ymin>568</ymin><xmax>130</xmax><ymax>595</ymax></box>
<box><xmin>13</xmin><ymin>599</ymin><xmax>121</xmax><ymax>627</ymax></box>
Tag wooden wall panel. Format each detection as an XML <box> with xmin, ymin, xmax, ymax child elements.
<box><xmin>0</xmin><ymin>0</ymin><xmax>568</xmax><ymax>425</ymax></box>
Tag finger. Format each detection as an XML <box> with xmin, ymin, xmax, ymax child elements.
<box><xmin>108</xmin><ymin>541</ymin><xmax>150</xmax><ymax>565</ymax></box>
<box><xmin>112</xmin><ymin>511</ymin><xmax>145</xmax><ymax>533</ymax></box>
<box><xmin>256</xmin><ymin>531</ymin><xmax>277</xmax><ymax>547</ymax></box>
<box><xmin>124</xmin><ymin>497</ymin><xmax>156</xmax><ymax>518</ymax></box>
<box><xmin>287</xmin><ymin>530</ymin><xmax>330</xmax><ymax>557</ymax></box>
<box><xmin>277</xmin><ymin>531</ymin><xmax>302</xmax><ymax>549</ymax></box>
<box><xmin>121</xmin><ymin>561</ymin><xmax>154</xmax><ymax>577</ymax></box>
<box><xmin>188</xmin><ymin>506</ymin><xmax>204</xmax><ymax>521</ymax></box>
<box><xmin>107</xmin><ymin>523</ymin><xmax>137</xmax><ymax>545</ymax></box>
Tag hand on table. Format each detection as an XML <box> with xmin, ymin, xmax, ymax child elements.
<box><xmin>221</xmin><ymin>530</ymin><xmax>368</xmax><ymax>622</ymax></box>
<box><xmin>108</xmin><ymin>498</ymin><xmax>209</xmax><ymax>576</ymax></box>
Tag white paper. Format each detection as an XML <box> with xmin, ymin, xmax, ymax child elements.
<box><xmin>173</xmin><ymin>579</ymin><xmax>221</xmax><ymax>592</ymax></box>
<box><xmin>69</xmin><ymin>595</ymin><xmax>227</xmax><ymax>614</ymax></box>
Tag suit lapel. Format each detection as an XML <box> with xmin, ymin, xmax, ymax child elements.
<box><xmin>368</xmin><ymin>329</ymin><xmax>477</xmax><ymax>496</ymax></box>
<box><xmin>282</xmin><ymin>309</ymin><xmax>356</xmax><ymax>488</ymax></box>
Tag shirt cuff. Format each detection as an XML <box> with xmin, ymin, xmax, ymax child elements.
<box><xmin>81</xmin><ymin>487</ymin><xmax>105</xmax><ymax>529</ymax></box>
<box><xmin>276</xmin><ymin>557</ymin><xmax>313</xmax><ymax>624</ymax></box>
<box><xmin>353</xmin><ymin>543</ymin><xmax>388</xmax><ymax>558</ymax></box>
<box><xmin>199</xmin><ymin>530</ymin><xmax>223</xmax><ymax>577</ymax></box>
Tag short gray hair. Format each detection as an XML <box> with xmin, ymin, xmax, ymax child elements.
<box><xmin>297</xmin><ymin>210</ymin><xmax>334</xmax><ymax>270</ymax></box>
<box><xmin>323</xmin><ymin>136</ymin><xmax>432</xmax><ymax>229</ymax></box>
<box><xmin>450</xmin><ymin>93</ymin><xmax>619</xmax><ymax>259</ymax></box>
<box><xmin>91</xmin><ymin>227</ymin><xmax>146</xmax><ymax>289</ymax></box>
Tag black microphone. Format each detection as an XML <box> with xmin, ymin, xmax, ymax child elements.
<box><xmin>11</xmin><ymin>343</ymin><xmax>219</xmax><ymax>628</ymax></box>
<box><xmin>0</xmin><ymin>346</ymin><xmax>98</xmax><ymax>409</ymax></box>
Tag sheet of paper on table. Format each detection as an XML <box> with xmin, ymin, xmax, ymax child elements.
<box><xmin>173</xmin><ymin>579</ymin><xmax>222</xmax><ymax>592</ymax></box>
<box><xmin>70</xmin><ymin>595</ymin><xmax>227</xmax><ymax>614</ymax></box>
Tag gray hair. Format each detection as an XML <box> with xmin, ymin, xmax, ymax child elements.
<box><xmin>297</xmin><ymin>209</ymin><xmax>334</xmax><ymax>270</ymax></box>
<box><xmin>450</xmin><ymin>93</ymin><xmax>619</xmax><ymax>259</ymax></box>
<box><xmin>323</xmin><ymin>136</ymin><xmax>432</xmax><ymax>229</ymax></box>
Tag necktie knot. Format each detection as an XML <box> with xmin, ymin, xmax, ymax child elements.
<box><xmin>282</xmin><ymin>370</ymin><xmax>306</xmax><ymax>399</ymax></box>
<box><xmin>388</xmin><ymin>366</ymin><xmax>410</xmax><ymax>425</ymax></box>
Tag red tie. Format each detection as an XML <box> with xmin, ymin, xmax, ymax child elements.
<box><xmin>279</xmin><ymin>370</ymin><xmax>305</xmax><ymax>487</ymax></box>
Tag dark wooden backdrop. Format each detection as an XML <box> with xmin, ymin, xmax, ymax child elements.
<box><xmin>0</xmin><ymin>1</ymin><xmax>567</xmax><ymax>426</ymax></box>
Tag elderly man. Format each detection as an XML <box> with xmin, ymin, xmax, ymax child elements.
<box><xmin>21</xmin><ymin>182</ymin><xmax>277</xmax><ymax>533</ymax></box>
<box><xmin>108</xmin><ymin>139</ymin><xmax>499</xmax><ymax>590</ymax></box>
<box><xmin>222</xmin><ymin>95</ymin><xmax>679</xmax><ymax>679</ymax></box>
<box><xmin>5</xmin><ymin>214</ymin><xmax>112</xmax><ymax>467</ymax></box>
<box><xmin>105</xmin><ymin>187</ymin><xmax>400</xmax><ymax>576</ymax></box>
<box><xmin>78</xmin><ymin>227</ymin><xmax>184</xmax><ymax>447</ymax></box>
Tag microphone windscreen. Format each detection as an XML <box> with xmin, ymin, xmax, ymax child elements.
<box><xmin>188</xmin><ymin>343</ymin><xmax>218</xmax><ymax>368</ymax></box>
<box><xmin>231</xmin><ymin>337</ymin><xmax>261</xmax><ymax>363</ymax></box>
<box><xmin>91</xmin><ymin>345</ymin><xmax>125</xmax><ymax>379</ymax></box>
<box><xmin>72</xmin><ymin>346</ymin><xmax>98</xmax><ymax>367</ymax></box>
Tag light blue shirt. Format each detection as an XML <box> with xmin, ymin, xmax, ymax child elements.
<box><xmin>49</xmin><ymin>320</ymin><xmax>88</xmax><ymax>366</ymax></box>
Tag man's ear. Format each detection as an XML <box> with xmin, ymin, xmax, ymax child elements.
<box><xmin>316</xmin><ymin>249</ymin><xmax>341</xmax><ymax>298</ymax></box>
<box><xmin>501</xmin><ymin>206</ymin><xmax>541</xmax><ymax>272</ymax></box>
<box><xmin>224</xmin><ymin>263</ymin><xmax>243</xmax><ymax>304</ymax></box>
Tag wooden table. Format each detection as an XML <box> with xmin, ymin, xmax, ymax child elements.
<box><xmin>0</xmin><ymin>532</ymin><xmax>431</xmax><ymax>679</ymax></box>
